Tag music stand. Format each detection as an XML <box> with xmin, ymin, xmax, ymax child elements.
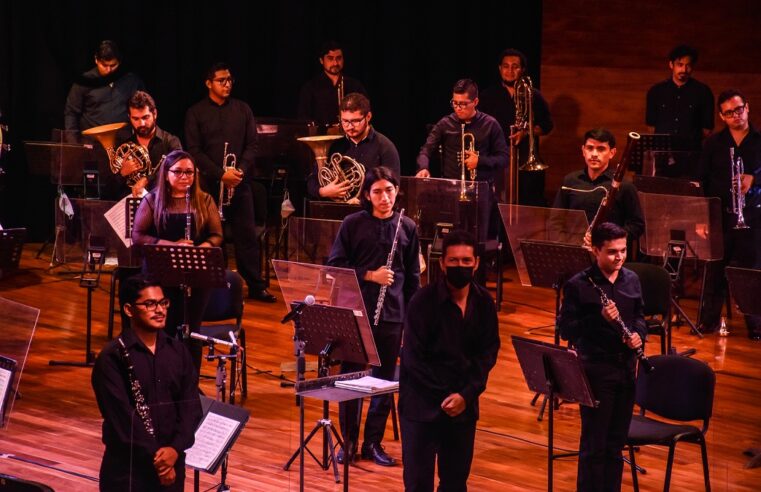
<box><xmin>142</xmin><ymin>245</ymin><xmax>226</xmax><ymax>338</ymax></box>
<box><xmin>629</xmin><ymin>133</ymin><xmax>673</xmax><ymax>174</ymax></box>
<box><xmin>512</xmin><ymin>335</ymin><xmax>596</xmax><ymax>492</ymax></box>
<box><xmin>0</xmin><ymin>228</ymin><xmax>25</xmax><ymax>279</ymax></box>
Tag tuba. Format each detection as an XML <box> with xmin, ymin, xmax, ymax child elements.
<box><xmin>318</xmin><ymin>153</ymin><xmax>366</xmax><ymax>202</ymax></box>
<box><xmin>82</xmin><ymin>122</ymin><xmax>152</xmax><ymax>186</ymax></box>
<box><xmin>218</xmin><ymin>142</ymin><xmax>238</xmax><ymax>220</ymax></box>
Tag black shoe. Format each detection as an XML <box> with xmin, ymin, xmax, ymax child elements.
<box><xmin>361</xmin><ymin>442</ymin><xmax>397</xmax><ymax>467</ymax></box>
<box><xmin>249</xmin><ymin>289</ymin><xmax>276</xmax><ymax>303</ymax></box>
<box><xmin>336</xmin><ymin>446</ymin><xmax>358</xmax><ymax>465</ymax></box>
<box><xmin>749</xmin><ymin>332</ymin><xmax>761</xmax><ymax>341</ymax></box>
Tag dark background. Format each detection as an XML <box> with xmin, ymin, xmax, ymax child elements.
<box><xmin>0</xmin><ymin>1</ymin><xmax>542</xmax><ymax>240</ymax></box>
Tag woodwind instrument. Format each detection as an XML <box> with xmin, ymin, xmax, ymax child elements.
<box><xmin>185</xmin><ymin>186</ymin><xmax>192</xmax><ymax>242</ymax></box>
<box><xmin>373</xmin><ymin>209</ymin><xmax>405</xmax><ymax>327</ymax></box>
<box><xmin>117</xmin><ymin>337</ymin><xmax>156</xmax><ymax>436</ymax></box>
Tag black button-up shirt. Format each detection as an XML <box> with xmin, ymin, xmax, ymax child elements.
<box><xmin>400</xmin><ymin>278</ymin><xmax>500</xmax><ymax>422</ymax></box>
<box><xmin>113</xmin><ymin>125</ymin><xmax>182</xmax><ymax>191</ymax></box>
<box><xmin>646</xmin><ymin>77</ymin><xmax>714</xmax><ymax>150</ymax></box>
<box><xmin>64</xmin><ymin>67</ymin><xmax>145</xmax><ymax>131</ymax></box>
<box><xmin>297</xmin><ymin>72</ymin><xmax>367</xmax><ymax>127</ymax></box>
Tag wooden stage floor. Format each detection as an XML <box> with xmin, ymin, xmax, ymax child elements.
<box><xmin>0</xmin><ymin>248</ymin><xmax>759</xmax><ymax>491</ymax></box>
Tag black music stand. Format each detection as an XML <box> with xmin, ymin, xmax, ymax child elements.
<box><xmin>0</xmin><ymin>228</ymin><xmax>25</xmax><ymax>279</ymax></box>
<box><xmin>520</xmin><ymin>239</ymin><xmax>591</xmax><ymax>420</ymax></box>
<box><xmin>629</xmin><ymin>133</ymin><xmax>673</xmax><ymax>174</ymax></box>
<box><xmin>512</xmin><ymin>335</ymin><xmax>597</xmax><ymax>492</ymax></box>
<box><xmin>142</xmin><ymin>245</ymin><xmax>226</xmax><ymax>338</ymax></box>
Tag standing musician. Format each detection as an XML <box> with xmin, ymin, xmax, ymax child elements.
<box><xmin>399</xmin><ymin>229</ymin><xmax>500</xmax><ymax>492</ymax></box>
<box><xmin>698</xmin><ymin>89</ymin><xmax>761</xmax><ymax>338</ymax></box>
<box><xmin>114</xmin><ymin>90</ymin><xmax>182</xmax><ymax>197</ymax></box>
<box><xmin>131</xmin><ymin>150</ymin><xmax>222</xmax><ymax>370</ymax></box>
<box><xmin>307</xmin><ymin>93</ymin><xmax>400</xmax><ymax>201</ymax></box>
<box><xmin>327</xmin><ymin>166</ymin><xmax>420</xmax><ymax>466</ymax></box>
<box><xmin>298</xmin><ymin>40</ymin><xmax>368</xmax><ymax>131</ymax></box>
<box><xmin>558</xmin><ymin>222</ymin><xmax>646</xmax><ymax>492</ymax></box>
<box><xmin>480</xmin><ymin>48</ymin><xmax>554</xmax><ymax>205</ymax></box>
<box><xmin>553</xmin><ymin>128</ymin><xmax>645</xmax><ymax>245</ymax></box>
<box><xmin>185</xmin><ymin>62</ymin><xmax>275</xmax><ymax>303</ymax></box>
<box><xmin>92</xmin><ymin>274</ymin><xmax>202</xmax><ymax>491</ymax></box>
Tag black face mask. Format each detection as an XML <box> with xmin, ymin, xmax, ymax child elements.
<box><xmin>445</xmin><ymin>266</ymin><xmax>474</xmax><ymax>289</ymax></box>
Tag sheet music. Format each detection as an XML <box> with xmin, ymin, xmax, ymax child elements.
<box><xmin>105</xmin><ymin>196</ymin><xmax>130</xmax><ymax>248</ymax></box>
<box><xmin>334</xmin><ymin>375</ymin><xmax>398</xmax><ymax>393</ymax></box>
<box><xmin>0</xmin><ymin>366</ymin><xmax>12</xmax><ymax>409</ymax></box>
<box><xmin>185</xmin><ymin>411</ymin><xmax>240</xmax><ymax>470</ymax></box>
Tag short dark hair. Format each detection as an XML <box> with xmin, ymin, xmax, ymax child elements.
<box><xmin>717</xmin><ymin>88</ymin><xmax>747</xmax><ymax>108</ymax></box>
<box><xmin>442</xmin><ymin>229</ymin><xmax>477</xmax><ymax>258</ymax></box>
<box><xmin>583</xmin><ymin>128</ymin><xmax>616</xmax><ymax>148</ymax></box>
<box><xmin>205</xmin><ymin>62</ymin><xmax>231</xmax><ymax>81</ymax></box>
<box><xmin>120</xmin><ymin>274</ymin><xmax>162</xmax><ymax>307</ymax></box>
<box><xmin>318</xmin><ymin>41</ymin><xmax>343</xmax><ymax>58</ymax></box>
<box><xmin>340</xmin><ymin>93</ymin><xmax>371</xmax><ymax>114</ymax></box>
<box><xmin>95</xmin><ymin>40</ymin><xmax>121</xmax><ymax>61</ymax></box>
<box><xmin>453</xmin><ymin>79</ymin><xmax>478</xmax><ymax>100</ymax></box>
<box><xmin>499</xmin><ymin>48</ymin><xmax>527</xmax><ymax>69</ymax></box>
<box><xmin>591</xmin><ymin>222</ymin><xmax>627</xmax><ymax>248</ymax></box>
<box><xmin>360</xmin><ymin>166</ymin><xmax>399</xmax><ymax>212</ymax></box>
<box><xmin>127</xmin><ymin>90</ymin><xmax>156</xmax><ymax>113</ymax></box>
<box><xmin>668</xmin><ymin>44</ymin><xmax>698</xmax><ymax>64</ymax></box>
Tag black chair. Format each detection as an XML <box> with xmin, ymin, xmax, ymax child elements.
<box><xmin>627</xmin><ymin>354</ymin><xmax>715</xmax><ymax>492</ymax></box>
<box><xmin>627</xmin><ymin>262</ymin><xmax>672</xmax><ymax>354</ymax></box>
<box><xmin>199</xmin><ymin>269</ymin><xmax>247</xmax><ymax>401</ymax></box>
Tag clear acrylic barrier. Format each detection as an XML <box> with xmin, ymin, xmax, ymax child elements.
<box><xmin>498</xmin><ymin>204</ymin><xmax>589</xmax><ymax>286</ymax></box>
<box><xmin>0</xmin><ymin>297</ymin><xmax>40</xmax><ymax>428</ymax></box>
<box><xmin>272</xmin><ymin>259</ymin><xmax>380</xmax><ymax>366</ymax></box>
<box><xmin>286</xmin><ymin>217</ymin><xmax>342</xmax><ymax>265</ymax></box>
<box><xmin>638</xmin><ymin>192</ymin><xmax>723</xmax><ymax>260</ymax></box>
<box><xmin>398</xmin><ymin>176</ymin><xmax>489</xmax><ymax>241</ymax></box>
<box><xmin>23</xmin><ymin>129</ymin><xmax>95</xmax><ymax>185</ymax></box>
<box><xmin>641</xmin><ymin>150</ymin><xmax>700</xmax><ymax>178</ymax></box>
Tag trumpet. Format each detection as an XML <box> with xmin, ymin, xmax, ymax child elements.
<box><xmin>730</xmin><ymin>147</ymin><xmax>749</xmax><ymax>230</ymax></box>
<box><xmin>459</xmin><ymin>124</ymin><xmax>478</xmax><ymax>201</ymax></box>
<box><xmin>218</xmin><ymin>141</ymin><xmax>238</xmax><ymax>220</ymax></box>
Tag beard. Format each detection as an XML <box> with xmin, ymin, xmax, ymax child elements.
<box><xmin>134</xmin><ymin>123</ymin><xmax>155</xmax><ymax>138</ymax></box>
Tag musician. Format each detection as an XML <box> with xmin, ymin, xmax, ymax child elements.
<box><xmin>327</xmin><ymin>166</ymin><xmax>420</xmax><ymax>466</ymax></box>
<box><xmin>185</xmin><ymin>62</ymin><xmax>276</xmax><ymax>303</ymax></box>
<box><xmin>114</xmin><ymin>90</ymin><xmax>182</xmax><ymax>197</ymax></box>
<box><xmin>131</xmin><ymin>150</ymin><xmax>222</xmax><ymax>368</ymax></box>
<box><xmin>64</xmin><ymin>40</ymin><xmax>144</xmax><ymax>132</ymax></box>
<box><xmin>306</xmin><ymin>93</ymin><xmax>400</xmax><ymax>201</ymax></box>
<box><xmin>480</xmin><ymin>48</ymin><xmax>553</xmax><ymax>205</ymax></box>
<box><xmin>92</xmin><ymin>274</ymin><xmax>202</xmax><ymax>491</ymax></box>
<box><xmin>646</xmin><ymin>44</ymin><xmax>714</xmax><ymax>151</ymax></box>
<box><xmin>698</xmin><ymin>89</ymin><xmax>761</xmax><ymax>338</ymax></box>
<box><xmin>558</xmin><ymin>222</ymin><xmax>646</xmax><ymax>492</ymax></box>
<box><xmin>399</xmin><ymin>229</ymin><xmax>500</xmax><ymax>492</ymax></box>
<box><xmin>297</xmin><ymin>41</ymin><xmax>368</xmax><ymax>130</ymax></box>
<box><xmin>552</xmin><ymin>128</ymin><xmax>645</xmax><ymax>242</ymax></box>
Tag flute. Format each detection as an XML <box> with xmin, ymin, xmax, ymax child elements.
<box><xmin>373</xmin><ymin>209</ymin><xmax>405</xmax><ymax>327</ymax></box>
<box><xmin>586</xmin><ymin>275</ymin><xmax>654</xmax><ymax>373</ymax></box>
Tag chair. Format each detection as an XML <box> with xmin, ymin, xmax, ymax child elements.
<box><xmin>199</xmin><ymin>269</ymin><xmax>247</xmax><ymax>402</ymax></box>
<box><xmin>627</xmin><ymin>262</ymin><xmax>672</xmax><ymax>354</ymax></box>
<box><xmin>627</xmin><ymin>354</ymin><xmax>715</xmax><ymax>492</ymax></box>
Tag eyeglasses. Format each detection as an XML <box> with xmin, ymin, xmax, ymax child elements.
<box><xmin>169</xmin><ymin>169</ymin><xmax>195</xmax><ymax>177</ymax></box>
<box><xmin>720</xmin><ymin>105</ymin><xmax>746</xmax><ymax>118</ymax></box>
<box><xmin>133</xmin><ymin>298</ymin><xmax>170</xmax><ymax>311</ymax></box>
<box><xmin>212</xmin><ymin>77</ymin><xmax>235</xmax><ymax>86</ymax></box>
<box><xmin>450</xmin><ymin>99</ymin><xmax>474</xmax><ymax>109</ymax></box>
<box><xmin>340</xmin><ymin>116</ymin><xmax>366</xmax><ymax>127</ymax></box>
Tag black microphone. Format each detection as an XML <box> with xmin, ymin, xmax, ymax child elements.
<box><xmin>280</xmin><ymin>295</ymin><xmax>316</xmax><ymax>324</ymax></box>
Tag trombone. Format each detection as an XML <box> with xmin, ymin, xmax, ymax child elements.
<box><xmin>508</xmin><ymin>76</ymin><xmax>548</xmax><ymax>204</ymax></box>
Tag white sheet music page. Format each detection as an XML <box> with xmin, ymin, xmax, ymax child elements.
<box><xmin>0</xmin><ymin>367</ymin><xmax>11</xmax><ymax>407</ymax></box>
<box><xmin>105</xmin><ymin>196</ymin><xmax>130</xmax><ymax>248</ymax></box>
<box><xmin>185</xmin><ymin>411</ymin><xmax>239</xmax><ymax>470</ymax></box>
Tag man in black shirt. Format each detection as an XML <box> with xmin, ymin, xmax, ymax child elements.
<box><xmin>480</xmin><ymin>48</ymin><xmax>553</xmax><ymax>205</ymax></box>
<box><xmin>298</xmin><ymin>41</ymin><xmax>367</xmax><ymax>132</ymax></box>
<box><xmin>558</xmin><ymin>222</ymin><xmax>646</xmax><ymax>492</ymax></box>
<box><xmin>328</xmin><ymin>166</ymin><xmax>420</xmax><ymax>466</ymax></box>
<box><xmin>185</xmin><ymin>62</ymin><xmax>275</xmax><ymax>302</ymax></box>
<box><xmin>114</xmin><ymin>91</ymin><xmax>182</xmax><ymax>197</ymax></box>
<box><xmin>553</xmin><ymin>128</ymin><xmax>645</xmax><ymax>245</ymax></box>
<box><xmin>307</xmin><ymin>93</ymin><xmax>400</xmax><ymax>201</ymax></box>
<box><xmin>92</xmin><ymin>274</ymin><xmax>202</xmax><ymax>491</ymax></box>
<box><xmin>699</xmin><ymin>89</ymin><xmax>761</xmax><ymax>338</ymax></box>
<box><xmin>400</xmin><ymin>229</ymin><xmax>500</xmax><ymax>492</ymax></box>
<box><xmin>646</xmin><ymin>44</ymin><xmax>714</xmax><ymax>152</ymax></box>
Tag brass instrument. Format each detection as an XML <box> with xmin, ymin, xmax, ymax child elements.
<box><xmin>459</xmin><ymin>124</ymin><xmax>478</xmax><ymax>201</ymax></box>
<box><xmin>318</xmin><ymin>153</ymin><xmax>366</xmax><ymax>202</ymax></box>
<box><xmin>0</xmin><ymin>123</ymin><xmax>9</xmax><ymax>158</ymax></box>
<box><xmin>83</xmin><ymin>123</ymin><xmax>152</xmax><ymax>186</ymax></box>
<box><xmin>218</xmin><ymin>141</ymin><xmax>238</xmax><ymax>220</ymax></box>
<box><xmin>515</xmin><ymin>76</ymin><xmax>547</xmax><ymax>172</ymax></box>
<box><xmin>730</xmin><ymin>147</ymin><xmax>749</xmax><ymax>229</ymax></box>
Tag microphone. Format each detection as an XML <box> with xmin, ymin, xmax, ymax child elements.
<box><xmin>280</xmin><ymin>295</ymin><xmax>316</xmax><ymax>324</ymax></box>
<box><xmin>190</xmin><ymin>332</ymin><xmax>236</xmax><ymax>348</ymax></box>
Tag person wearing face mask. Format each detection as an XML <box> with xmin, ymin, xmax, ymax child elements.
<box><xmin>399</xmin><ymin>229</ymin><xmax>500</xmax><ymax>492</ymax></box>
<box><xmin>327</xmin><ymin>166</ymin><xmax>420</xmax><ymax>467</ymax></box>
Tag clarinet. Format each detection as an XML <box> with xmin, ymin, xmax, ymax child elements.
<box><xmin>117</xmin><ymin>337</ymin><xmax>156</xmax><ymax>436</ymax></box>
<box><xmin>373</xmin><ymin>208</ymin><xmax>405</xmax><ymax>327</ymax></box>
<box><xmin>185</xmin><ymin>186</ymin><xmax>192</xmax><ymax>242</ymax></box>
<box><xmin>586</xmin><ymin>275</ymin><xmax>654</xmax><ymax>373</ymax></box>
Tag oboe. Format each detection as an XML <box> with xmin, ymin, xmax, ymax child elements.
<box><xmin>586</xmin><ymin>275</ymin><xmax>654</xmax><ymax>373</ymax></box>
<box><xmin>185</xmin><ymin>186</ymin><xmax>192</xmax><ymax>242</ymax></box>
<box><xmin>373</xmin><ymin>208</ymin><xmax>405</xmax><ymax>327</ymax></box>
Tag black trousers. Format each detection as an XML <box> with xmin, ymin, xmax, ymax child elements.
<box><xmin>400</xmin><ymin>416</ymin><xmax>477</xmax><ymax>492</ymax></box>
<box><xmin>338</xmin><ymin>321</ymin><xmax>402</xmax><ymax>448</ymax></box>
<box><xmin>227</xmin><ymin>182</ymin><xmax>266</xmax><ymax>292</ymax></box>
<box><xmin>577</xmin><ymin>359</ymin><xmax>636</xmax><ymax>492</ymax></box>
<box><xmin>100</xmin><ymin>450</ymin><xmax>186</xmax><ymax>492</ymax></box>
